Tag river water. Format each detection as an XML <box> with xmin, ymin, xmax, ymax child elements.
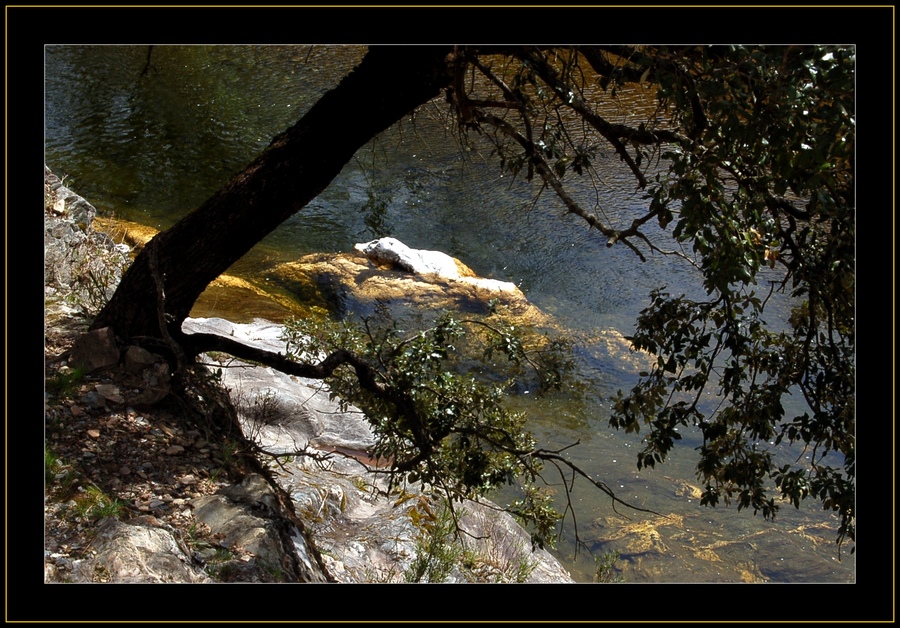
<box><xmin>44</xmin><ymin>45</ymin><xmax>855</xmax><ymax>582</ymax></box>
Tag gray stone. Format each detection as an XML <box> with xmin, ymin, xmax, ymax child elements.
<box><xmin>222</xmin><ymin>473</ymin><xmax>280</xmax><ymax>513</ymax></box>
<box><xmin>192</xmin><ymin>473</ymin><xmax>329</xmax><ymax>583</ymax></box>
<box><xmin>182</xmin><ymin>317</ymin><xmax>287</xmax><ymax>355</ymax></box>
<box><xmin>44</xmin><ymin>166</ymin><xmax>128</xmax><ymax>312</ymax></box>
<box><xmin>45</xmin><ymin>165</ymin><xmax>97</xmax><ymax>227</ymax></box>
<box><xmin>81</xmin><ymin>391</ymin><xmax>107</xmax><ymax>409</ymax></box>
<box><xmin>183</xmin><ymin>317</ymin><xmax>376</xmax><ymax>453</ymax></box>
<box><xmin>69</xmin><ymin>517</ymin><xmax>210</xmax><ymax>583</ymax></box>
<box><xmin>181</xmin><ymin>316</ymin><xmax>575</xmax><ymax>583</ymax></box>
<box><xmin>69</xmin><ymin>327</ymin><xmax>120</xmax><ymax>373</ymax></box>
<box><xmin>95</xmin><ymin>383</ymin><xmax>124</xmax><ymax>404</ymax></box>
<box><xmin>123</xmin><ymin>345</ymin><xmax>160</xmax><ymax>374</ymax></box>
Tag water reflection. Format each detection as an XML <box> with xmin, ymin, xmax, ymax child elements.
<box><xmin>44</xmin><ymin>45</ymin><xmax>854</xmax><ymax>583</ymax></box>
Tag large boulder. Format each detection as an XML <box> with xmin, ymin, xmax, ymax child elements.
<box><xmin>45</xmin><ymin>164</ymin><xmax>98</xmax><ymax>228</ymax></box>
<box><xmin>68</xmin><ymin>326</ymin><xmax>121</xmax><ymax>373</ymax></box>
<box><xmin>191</xmin><ymin>473</ymin><xmax>329</xmax><ymax>583</ymax></box>
<box><xmin>268</xmin><ymin>239</ymin><xmax>552</xmax><ymax>326</ymax></box>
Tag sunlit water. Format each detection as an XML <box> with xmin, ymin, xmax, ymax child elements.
<box><xmin>44</xmin><ymin>45</ymin><xmax>854</xmax><ymax>583</ymax></box>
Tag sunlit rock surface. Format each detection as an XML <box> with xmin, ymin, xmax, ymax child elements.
<box><xmin>182</xmin><ymin>316</ymin><xmax>575</xmax><ymax>583</ymax></box>
<box><xmin>67</xmin><ymin>517</ymin><xmax>212</xmax><ymax>583</ymax></box>
<box><xmin>268</xmin><ymin>242</ymin><xmax>552</xmax><ymax>327</ymax></box>
<box><xmin>355</xmin><ymin>237</ymin><xmax>470</xmax><ymax>279</ymax></box>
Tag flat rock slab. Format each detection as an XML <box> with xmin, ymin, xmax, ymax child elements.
<box><xmin>181</xmin><ymin>315</ymin><xmax>575</xmax><ymax>583</ymax></box>
<box><xmin>182</xmin><ymin>317</ymin><xmax>377</xmax><ymax>454</ymax></box>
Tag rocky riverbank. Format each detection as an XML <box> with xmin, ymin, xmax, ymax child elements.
<box><xmin>43</xmin><ymin>166</ymin><xmax>575</xmax><ymax>584</ymax></box>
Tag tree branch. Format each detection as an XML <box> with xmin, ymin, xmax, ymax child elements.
<box><xmin>179</xmin><ymin>330</ymin><xmax>385</xmax><ymax>393</ymax></box>
<box><xmin>532</xmin><ymin>448</ymin><xmax>666</xmax><ymax>519</ymax></box>
<box><xmin>478</xmin><ymin>111</ymin><xmax>648</xmax><ymax>260</ymax></box>
<box><xmin>576</xmin><ymin>46</ymin><xmax>651</xmax><ymax>85</ymax></box>
<box><xmin>517</xmin><ymin>48</ymin><xmax>689</xmax><ymax>188</ymax></box>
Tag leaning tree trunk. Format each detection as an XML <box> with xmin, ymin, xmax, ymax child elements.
<box><xmin>92</xmin><ymin>46</ymin><xmax>455</xmax><ymax>358</ymax></box>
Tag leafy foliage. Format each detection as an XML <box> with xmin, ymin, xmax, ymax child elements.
<box><xmin>281</xmin><ymin>311</ymin><xmax>572</xmax><ymax>548</ymax></box>
<box><xmin>621</xmin><ymin>46</ymin><xmax>854</xmax><ymax>551</ymax></box>
<box><xmin>445</xmin><ymin>45</ymin><xmax>854</xmax><ymax>551</ymax></box>
<box><xmin>404</xmin><ymin>497</ymin><xmax>460</xmax><ymax>583</ymax></box>
<box><xmin>593</xmin><ymin>549</ymin><xmax>625</xmax><ymax>584</ymax></box>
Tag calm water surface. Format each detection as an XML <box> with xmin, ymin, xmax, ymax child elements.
<box><xmin>44</xmin><ymin>45</ymin><xmax>854</xmax><ymax>583</ymax></box>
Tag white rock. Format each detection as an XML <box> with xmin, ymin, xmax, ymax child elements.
<box><xmin>354</xmin><ymin>237</ymin><xmax>462</xmax><ymax>279</ymax></box>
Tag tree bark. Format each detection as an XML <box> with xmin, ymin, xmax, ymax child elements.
<box><xmin>92</xmin><ymin>46</ymin><xmax>455</xmax><ymax>352</ymax></box>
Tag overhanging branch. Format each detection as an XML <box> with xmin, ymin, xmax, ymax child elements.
<box><xmin>517</xmin><ymin>48</ymin><xmax>689</xmax><ymax>188</ymax></box>
<box><xmin>532</xmin><ymin>447</ymin><xmax>666</xmax><ymax>519</ymax></box>
<box><xmin>478</xmin><ymin>111</ymin><xmax>649</xmax><ymax>261</ymax></box>
<box><xmin>178</xmin><ymin>330</ymin><xmax>385</xmax><ymax>394</ymax></box>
